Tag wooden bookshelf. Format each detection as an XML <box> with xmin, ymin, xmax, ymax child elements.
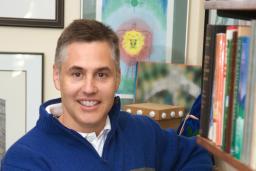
<box><xmin>205</xmin><ymin>1</ymin><xmax>256</xmax><ymax>10</ymax></box>
<box><xmin>197</xmin><ymin>136</ymin><xmax>254</xmax><ymax>171</ymax></box>
<box><xmin>198</xmin><ymin>1</ymin><xmax>256</xmax><ymax>171</ymax></box>
<box><xmin>205</xmin><ymin>1</ymin><xmax>256</xmax><ymax>20</ymax></box>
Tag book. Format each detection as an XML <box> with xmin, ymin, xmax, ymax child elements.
<box><xmin>200</xmin><ymin>25</ymin><xmax>226</xmax><ymax>138</ymax></box>
<box><xmin>242</xmin><ymin>20</ymin><xmax>256</xmax><ymax>170</ymax></box>
<box><xmin>221</xmin><ymin>26</ymin><xmax>238</xmax><ymax>152</ymax></box>
<box><xmin>248</xmin><ymin>21</ymin><xmax>256</xmax><ymax>170</ymax></box>
<box><xmin>230</xmin><ymin>26</ymin><xmax>251</xmax><ymax>159</ymax></box>
<box><xmin>211</xmin><ymin>33</ymin><xmax>226</xmax><ymax>146</ymax></box>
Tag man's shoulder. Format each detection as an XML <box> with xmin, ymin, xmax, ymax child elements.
<box><xmin>3</xmin><ymin>126</ymin><xmax>47</xmax><ymax>158</ymax></box>
<box><xmin>118</xmin><ymin>111</ymin><xmax>166</xmax><ymax>134</ymax></box>
<box><xmin>5</xmin><ymin>128</ymin><xmax>38</xmax><ymax>150</ymax></box>
<box><xmin>1</xmin><ymin>127</ymin><xmax>52</xmax><ymax>170</ymax></box>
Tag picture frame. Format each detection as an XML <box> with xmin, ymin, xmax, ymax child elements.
<box><xmin>0</xmin><ymin>0</ymin><xmax>64</xmax><ymax>28</ymax></box>
<box><xmin>0</xmin><ymin>52</ymin><xmax>43</xmax><ymax>150</ymax></box>
<box><xmin>81</xmin><ymin>0</ymin><xmax>189</xmax><ymax>106</ymax></box>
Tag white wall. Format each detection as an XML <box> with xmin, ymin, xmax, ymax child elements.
<box><xmin>0</xmin><ymin>0</ymin><xmax>81</xmax><ymax>101</ymax></box>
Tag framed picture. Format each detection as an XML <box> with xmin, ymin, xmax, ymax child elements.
<box><xmin>81</xmin><ymin>0</ymin><xmax>174</xmax><ymax>103</ymax></box>
<box><xmin>0</xmin><ymin>0</ymin><xmax>64</xmax><ymax>28</ymax></box>
<box><xmin>0</xmin><ymin>52</ymin><xmax>43</xmax><ymax>152</ymax></box>
<box><xmin>136</xmin><ymin>62</ymin><xmax>201</xmax><ymax>113</ymax></box>
<box><xmin>81</xmin><ymin>0</ymin><xmax>189</xmax><ymax>105</ymax></box>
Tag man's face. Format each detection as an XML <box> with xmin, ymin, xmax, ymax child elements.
<box><xmin>53</xmin><ymin>41</ymin><xmax>120</xmax><ymax>133</ymax></box>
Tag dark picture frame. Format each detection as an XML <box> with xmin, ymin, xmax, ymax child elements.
<box><xmin>0</xmin><ymin>0</ymin><xmax>64</xmax><ymax>28</ymax></box>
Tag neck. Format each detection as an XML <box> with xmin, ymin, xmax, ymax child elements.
<box><xmin>58</xmin><ymin>114</ymin><xmax>106</xmax><ymax>136</ymax></box>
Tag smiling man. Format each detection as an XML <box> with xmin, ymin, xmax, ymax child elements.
<box><xmin>54</xmin><ymin>41</ymin><xmax>120</xmax><ymax>135</ymax></box>
<box><xmin>1</xmin><ymin>19</ymin><xmax>212</xmax><ymax>171</ymax></box>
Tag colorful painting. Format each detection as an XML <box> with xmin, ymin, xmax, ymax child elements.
<box><xmin>101</xmin><ymin>0</ymin><xmax>173</xmax><ymax>62</ymax></box>
<box><xmin>136</xmin><ymin>62</ymin><xmax>202</xmax><ymax>113</ymax></box>
<box><xmin>98</xmin><ymin>0</ymin><xmax>174</xmax><ymax>100</ymax></box>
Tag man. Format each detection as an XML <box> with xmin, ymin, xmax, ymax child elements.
<box><xmin>1</xmin><ymin>19</ymin><xmax>212</xmax><ymax>171</ymax></box>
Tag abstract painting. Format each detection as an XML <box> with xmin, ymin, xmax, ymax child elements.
<box><xmin>99</xmin><ymin>0</ymin><xmax>174</xmax><ymax>101</ymax></box>
<box><xmin>136</xmin><ymin>62</ymin><xmax>202</xmax><ymax>113</ymax></box>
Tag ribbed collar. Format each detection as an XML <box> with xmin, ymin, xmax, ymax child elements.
<box><xmin>37</xmin><ymin>96</ymin><xmax>121</xmax><ymax>137</ymax></box>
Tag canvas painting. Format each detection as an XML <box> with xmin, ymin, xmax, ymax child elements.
<box><xmin>98</xmin><ymin>0</ymin><xmax>174</xmax><ymax>101</ymax></box>
<box><xmin>136</xmin><ymin>62</ymin><xmax>202</xmax><ymax>113</ymax></box>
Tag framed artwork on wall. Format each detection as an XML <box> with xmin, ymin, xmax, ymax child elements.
<box><xmin>81</xmin><ymin>0</ymin><xmax>189</xmax><ymax>105</ymax></box>
<box><xmin>136</xmin><ymin>62</ymin><xmax>202</xmax><ymax>113</ymax></box>
<box><xmin>0</xmin><ymin>0</ymin><xmax>64</xmax><ymax>28</ymax></box>
<box><xmin>0</xmin><ymin>52</ymin><xmax>43</xmax><ymax>152</ymax></box>
<box><xmin>81</xmin><ymin>0</ymin><xmax>173</xmax><ymax>103</ymax></box>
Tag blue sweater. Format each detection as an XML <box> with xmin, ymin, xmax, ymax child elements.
<box><xmin>1</xmin><ymin>97</ymin><xmax>212</xmax><ymax>171</ymax></box>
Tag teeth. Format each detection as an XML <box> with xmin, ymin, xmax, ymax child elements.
<box><xmin>80</xmin><ymin>101</ymin><xmax>97</xmax><ymax>107</ymax></box>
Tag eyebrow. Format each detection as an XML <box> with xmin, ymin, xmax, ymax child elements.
<box><xmin>96</xmin><ymin>67</ymin><xmax>112</xmax><ymax>73</ymax></box>
<box><xmin>68</xmin><ymin>66</ymin><xmax>83</xmax><ymax>72</ymax></box>
<box><xmin>68</xmin><ymin>66</ymin><xmax>112</xmax><ymax>73</ymax></box>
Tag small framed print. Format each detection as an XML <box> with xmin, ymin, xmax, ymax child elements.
<box><xmin>0</xmin><ymin>52</ymin><xmax>43</xmax><ymax>152</ymax></box>
<box><xmin>0</xmin><ymin>0</ymin><xmax>64</xmax><ymax>28</ymax></box>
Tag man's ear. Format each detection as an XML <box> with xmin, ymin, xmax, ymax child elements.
<box><xmin>53</xmin><ymin>65</ymin><xmax>61</xmax><ymax>91</ymax></box>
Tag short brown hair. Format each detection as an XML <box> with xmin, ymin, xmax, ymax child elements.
<box><xmin>55</xmin><ymin>19</ymin><xmax>120</xmax><ymax>70</ymax></box>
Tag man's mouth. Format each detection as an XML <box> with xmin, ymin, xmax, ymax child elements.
<box><xmin>79</xmin><ymin>100</ymin><xmax>99</xmax><ymax>107</ymax></box>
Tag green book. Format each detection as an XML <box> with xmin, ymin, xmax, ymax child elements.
<box><xmin>222</xmin><ymin>26</ymin><xmax>237</xmax><ymax>152</ymax></box>
<box><xmin>231</xmin><ymin>26</ymin><xmax>251</xmax><ymax>159</ymax></box>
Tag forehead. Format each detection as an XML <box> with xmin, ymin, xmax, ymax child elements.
<box><xmin>62</xmin><ymin>41</ymin><xmax>116</xmax><ymax>71</ymax></box>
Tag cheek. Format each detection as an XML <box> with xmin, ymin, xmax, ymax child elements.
<box><xmin>103</xmin><ymin>83</ymin><xmax>118</xmax><ymax>96</ymax></box>
<box><xmin>60</xmin><ymin>79</ymin><xmax>81</xmax><ymax>96</ymax></box>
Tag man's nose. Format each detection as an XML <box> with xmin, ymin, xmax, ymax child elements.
<box><xmin>82</xmin><ymin>77</ymin><xmax>97</xmax><ymax>94</ymax></box>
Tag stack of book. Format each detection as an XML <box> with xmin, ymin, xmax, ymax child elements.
<box><xmin>200</xmin><ymin>21</ymin><xmax>256</xmax><ymax>169</ymax></box>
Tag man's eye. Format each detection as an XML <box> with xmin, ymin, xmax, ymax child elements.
<box><xmin>97</xmin><ymin>72</ymin><xmax>107</xmax><ymax>78</ymax></box>
<box><xmin>72</xmin><ymin>72</ymin><xmax>82</xmax><ymax>77</ymax></box>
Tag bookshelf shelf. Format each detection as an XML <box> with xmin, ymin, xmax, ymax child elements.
<box><xmin>197</xmin><ymin>136</ymin><xmax>254</xmax><ymax>171</ymax></box>
<box><xmin>205</xmin><ymin>1</ymin><xmax>256</xmax><ymax>10</ymax></box>
<box><xmin>205</xmin><ymin>1</ymin><xmax>256</xmax><ymax>20</ymax></box>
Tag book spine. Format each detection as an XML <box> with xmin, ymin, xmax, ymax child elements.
<box><xmin>222</xmin><ymin>26</ymin><xmax>238</xmax><ymax>152</ymax></box>
<box><xmin>200</xmin><ymin>25</ymin><xmax>226</xmax><ymax>138</ymax></box>
<box><xmin>231</xmin><ymin>26</ymin><xmax>251</xmax><ymax>159</ymax></box>
<box><xmin>212</xmin><ymin>33</ymin><xmax>226</xmax><ymax>146</ymax></box>
<box><xmin>249</xmin><ymin>21</ymin><xmax>256</xmax><ymax>169</ymax></box>
<box><xmin>242</xmin><ymin>20</ymin><xmax>256</xmax><ymax>169</ymax></box>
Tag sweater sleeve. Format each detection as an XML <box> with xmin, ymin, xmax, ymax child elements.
<box><xmin>136</xmin><ymin>116</ymin><xmax>213</xmax><ymax>171</ymax></box>
<box><xmin>1</xmin><ymin>143</ymin><xmax>51</xmax><ymax>171</ymax></box>
<box><xmin>158</xmin><ymin>128</ymin><xmax>213</xmax><ymax>171</ymax></box>
<box><xmin>1</xmin><ymin>164</ymin><xmax>29</xmax><ymax>171</ymax></box>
